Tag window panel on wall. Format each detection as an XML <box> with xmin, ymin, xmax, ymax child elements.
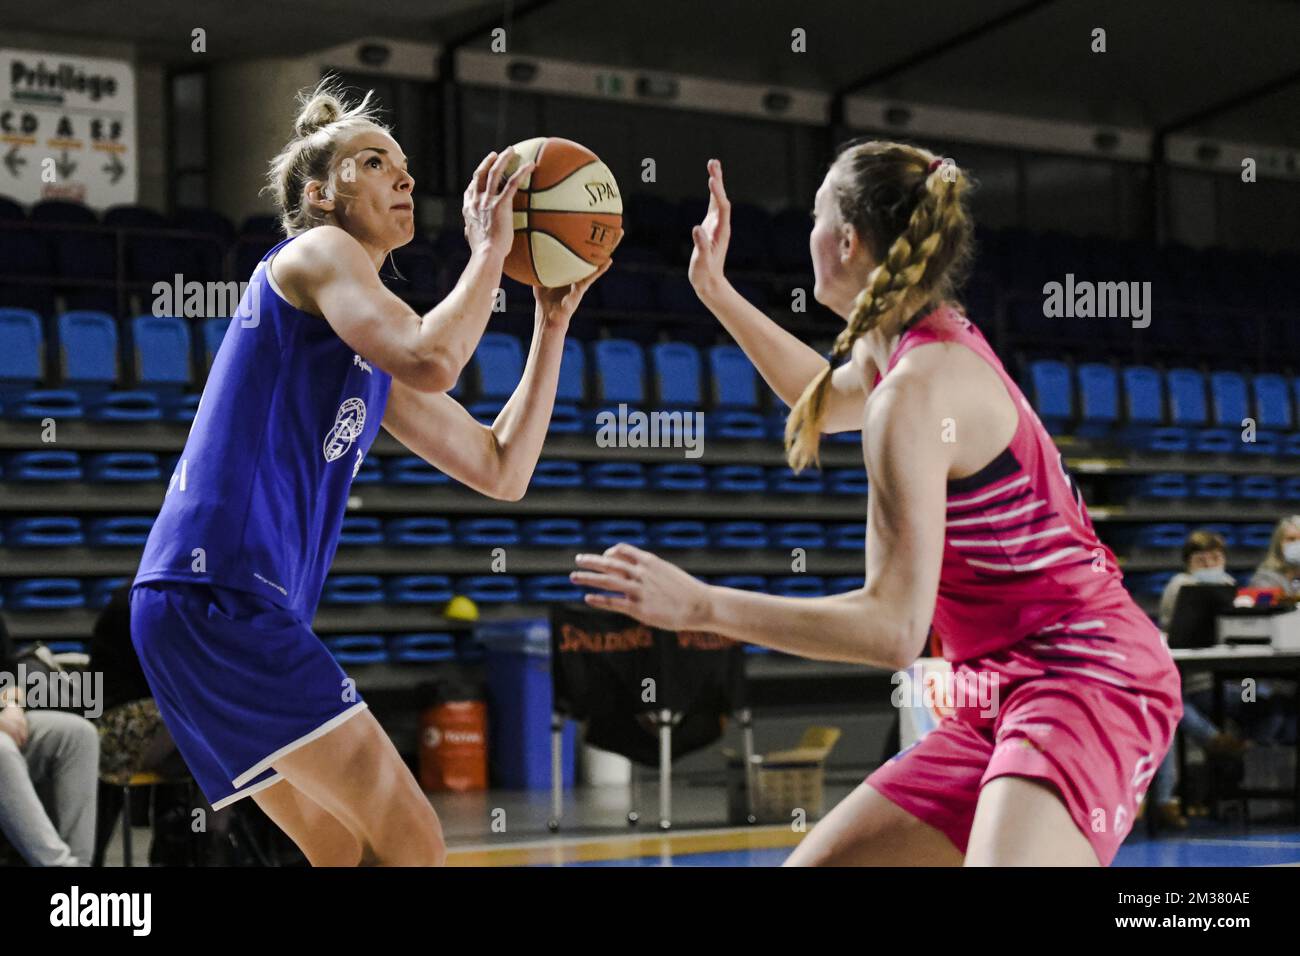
<box><xmin>169</xmin><ymin>70</ymin><xmax>208</xmax><ymax>208</ymax></box>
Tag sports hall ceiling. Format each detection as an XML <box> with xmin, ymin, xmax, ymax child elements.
<box><xmin>3</xmin><ymin>0</ymin><xmax>1298</xmax><ymax>145</ymax></box>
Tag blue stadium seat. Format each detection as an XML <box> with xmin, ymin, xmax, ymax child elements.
<box><xmin>648</xmin><ymin>463</ymin><xmax>707</xmax><ymax>491</ymax></box>
<box><xmin>709</xmin><ymin>521</ymin><xmax>768</xmax><ymax>549</ymax></box>
<box><xmin>771</xmin><ymin>522</ymin><xmax>826</xmax><ymax>549</ymax></box>
<box><xmin>591</xmin><ymin>339</ymin><xmax>646</xmax><ymax>406</ymax></box>
<box><xmin>320</xmin><ymin>576</ymin><xmax>385</xmax><ymax>604</ymax></box>
<box><xmin>1253</xmin><ymin>373</ymin><xmax>1294</xmax><ymax>430</ymax></box>
<box><xmin>827</xmin><ymin>468</ymin><xmax>868</xmax><ymax>495</ymax></box>
<box><xmin>770</xmin><ymin>576</ymin><xmax>826</xmax><ymax>597</ymax></box>
<box><xmin>1195</xmin><ymin>524</ymin><xmax>1237</xmax><ymax>549</ymax></box>
<box><xmin>1239</xmin><ymin>524</ymin><xmax>1277</xmax><ymax>550</ymax></box>
<box><xmin>586</xmin><ymin>461</ymin><xmax>645</xmax><ymax>490</ymax></box>
<box><xmin>86</xmin><ymin>452</ymin><xmax>161</xmax><ymax>482</ymax></box>
<box><xmin>6</xmin><ymin>517</ymin><xmax>83</xmax><ymax>547</ymax></box>
<box><xmin>768</xmin><ymin>466</ymin><xmax>824</xmax><ymax>494</ymax></box>
<box><xmin>710</xmin><ymin>465</ymin><xmax>766</xmax><ymax>493</ymax></box>
<box><xmin>471</xmin><ymin>332</ymin><xmax>523</xmax><ymax>401</ymax></box>
<box><xmin>1283</xmin><ymin>477</ymin><xmax>1300</xmax><ymax>502</ymax></box>
<box><xmin>1209</xmin><ymin>371</ymin><xmax>1250</xmax><ymax>428</ymax></box>
<box><xmin>706</xmin><ymin>345</ymin><xmax>766</xmax><ymax>438</ymax></box>
<box><xmin>830</xmin><ymin>523</ymin><xmax>865</xmax><ymax>550</ymax></box>
<box><xmin>454</xmin><ymin>518</ymin><xmax>519</xmax><ymax>546</ymax></box>
<box><xmin>86</xmin><ymin>517</ymin><xmax>153</xmax><ymax>547</ymax></box>
<box><xmin>5</xmin><ymin>450</ymin><xmax>82</xmax><ymax>481</ymax></box>
<box><xmin>588</xmin><ymin>520</ymin><xmax>647</xmax><ymax>549</ymax></box>
<box><xmin>1160</xmin><ymin>364</ymin><xmax>1234</xmax><ymax>451</ymax></box>
<box><xmin>549</xmin><ymin>337</ymin><xmax>586</xmax><ymax>434</ymax></box>
<box><xmin>385</xmin><ymin>576</ymin><xmax>454</xmax><ymax>603</ymax></box>
<box><xmin>458</xmin><ymin>575</ymin><xmax>521</xmax><ymax>603</ymax></box>
<box><xmin>651</xmin><ymin>342</ymin><xmax>703</xmax><ymax>408</ymax></box>
<box><xmin>1120</xmin><ymin>366</ymin><xmax>1188</xmax><ymax>452</ymax></box>
<box><xmin>7</xmin><ymin>578</ymin><xmax>83</xmax><ymax>610</ymax></box>
<box><xmin>1026</xmin><ymin>359</ymin><xmax>1073</xmax><ymax>433</ymax></box>
<box><xmin>523</xmin><ymin>576</ymin><xmax>584</xmax><ymax>602</ymax></box>
<box><xmin>829</xmin><ymin>576</ymin><xmax>865</xmax><ymax>593</ymax></box>
<box><xmin>521</xmin><ymin>518</ymin><xmax>585</xmax><ymax>547</ymax></box>
<box><xmin>530</xmin><ymin>460</ymin><xmax>584</xmax><ymax>489</ymax></box>
<box><xmin>649</xmin><ymin>521</ymin><xmax>708</xmax><ymax>549</ymax></box>
<box><xmin>386</xmin><ymin>517</ymin><xmax>454</xmax><ymax>546</ymax></box>
<box><xmin>1236</xmin><ymin>476</ymin><xmax>1278</xmax><ymax>501</ymax></box>
<box><xmin>713</xmin><ymin>575</ymin><xmax>768</xmax><ymax>592</ymax></box>
<box><xmin>338</xmin><ymin>517</ymin><xmax>384</xmax><ymax>546</ymax></box>
<box><xmin>384</xmin><ymin>456</ymin><xmax>451</xmax><ymax>484</ymax></box>
<box><xmin>1129</xmin><ymin>473</ymin><xmax>1189</xmax><ymax>500</ymax></box>
<box><xmin>130</xmin><ymin>315</ymin><xmax>193</xmax><ymax>418</ymax></box>
<box><xmin>1133</xmin><ymin>524</ymin><xmax>1188</xmax><ymax>550</ymax></box>
<box><xmin>390</xmin><ymin>633</ymin><xmax>456</xmax><ymax>663</ymax></box>
<box><xmin>1076</xmin><ymin>362</ymin><xmax>1119</xmax><ymax>439</ymax></box>
<box><xmin>56</xmin><ymin>312</ymin><xmax>161</xmax><ymax>421</ymax></box>
<box><xmin>0</xmin><ymin>308</ymin><xmax>45</xmax><ymax>385</ymax></box>
<box><xmin>656</xmin><ymin>274</ymin><xmax>708</xmax><ymax>316</ymax></box>
<box><xmin>1191</xmin><ymin>474</ymin><xmax>1235</xmax><ymax>499</ymax></box>
<box><xmin>324</xmin><ymin>636</ymin><xmax>388</xmax><ymax>665</ymax></box>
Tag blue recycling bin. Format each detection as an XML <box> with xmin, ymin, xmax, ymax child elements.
<box><xmin>476</xmin><ymin>618</ymin><xmax>576</xmax><ymax>789</ymax></box>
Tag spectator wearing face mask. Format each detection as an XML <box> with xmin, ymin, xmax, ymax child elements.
<box><xmin>1148</xmin><ymin>530</ymin><xmax>1248</xmax><ymax>829</ymax></box>
<box><xmin>1242</xmin><ymin>516</ymin><xmax>1300</xmax><ymax>746</ymax></box>
<box><xmin>1249</xmin><ymin>515</ymin><xmax>1300</xmax><ymax>598</ymax></box>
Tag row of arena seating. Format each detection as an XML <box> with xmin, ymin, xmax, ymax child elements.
<box><xmin>4</xmin><ymin>194</ymin><xmax>1295</xmax><ymax>308</ymax></box>
<box><xmin>2</xmin><ymin>453</ymin><xmax>870</xmax><ymax>490</ymax></box>
<box><xmin>1026</xmin><ymin>359</ymin><xmax>1300</xmax><ymax>453</ymax></box>
<box><xmin>1118</xmin><ymin>474</ymin><xmax>1300</xmax><ymax>501</ymax></box>
<box><xmin>1</xmin><ymin>573</ymin><xmax>868</xmax><ymax>611</ymax></box>
<box><xmin>1</xmin><ymin>516</ymin><xmax>872</xmax><ymax>549</ymax></box>
<box><xmin>0</xmin><ymin>311</ymin><xmax>840</xmax><ymax>436</ymax></box>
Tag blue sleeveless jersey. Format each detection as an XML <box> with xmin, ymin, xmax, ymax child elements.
<box><xmin>135</xmin><ymin>234</ymin><xmax>393</xmax><ymax>621</ymax></box>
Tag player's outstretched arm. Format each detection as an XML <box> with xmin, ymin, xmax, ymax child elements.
<box><xmin>687</xmin><ymin>158</ymin><xmax>873</xmax><ymax>432</ymax></box>
<box><xmin>571</xmin><ymin>369</ymin><xmax>949</xmax><ymax>668</ymax></box>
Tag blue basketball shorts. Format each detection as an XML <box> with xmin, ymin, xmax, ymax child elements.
<box><xmin>128</xmin><ymin>580</ymin><xmax>368</xmax><ymax>810</ymax></box>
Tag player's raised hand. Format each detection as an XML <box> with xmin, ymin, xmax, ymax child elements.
<box><xmin>687</xmin><ymin>158</ymin><xmax>732</xmax><ymax>299</ymax></box>
<box><xmin>570</xmin><ymin>543</ymin><xmax>713</xmax><ymax>631</ymax></box>
<box><xmin>463</xmin><ymin>146</ymin><xmax>535</xmax><ymax>260</ymax></box>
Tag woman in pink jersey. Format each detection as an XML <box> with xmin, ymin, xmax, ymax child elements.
<box><xmin>571</xmin><ymin>141</ymin><xmax>1182</xmax><ymax>866</ymax></box>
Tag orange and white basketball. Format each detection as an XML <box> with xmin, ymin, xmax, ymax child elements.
<box><xmin>501</xmin><ymin>137</ymin><xmax>623</xmax><ymax>288</ymax></box>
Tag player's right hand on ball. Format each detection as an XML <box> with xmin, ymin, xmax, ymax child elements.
<box><xmin>688</xmin><ymin>158</ymin><xmax>732</xmax><ymax>299</ymax></box>
<box><xmin>463</xmin><ymin>146</ymin><xmax>535</xmax><ymax>260</ymax></box>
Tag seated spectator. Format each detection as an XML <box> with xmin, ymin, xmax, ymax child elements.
<box><xmin>0</xmin><ymin>614</ymin><xmax>99</xmax><ymax>866</ymax></box>
<box><xmin>1148</xmin><ymin>529</ymin><xmax>1247</xmax><ymax>829</ymax></box>
<box><xmin>1243</xmin><ymin>516</ymin><xmax>1300</xmax><ymax>745</ymax></box>
<box><xmin>1249</xmin><ymin>515</ymin><xmax>1300</xmax><ymax>597</ymax></box>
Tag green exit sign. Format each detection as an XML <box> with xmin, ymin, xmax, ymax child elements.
<box><xmin>595</xmin><ymin>73</ymin><xmax>624</xmax><ymax>95</ymax></box>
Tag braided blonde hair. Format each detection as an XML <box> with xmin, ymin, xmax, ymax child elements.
<box><xmin>785</xmin><ymin>141</ymin><xmax>975</xmax><ymax>472</ymax></box>
<box><xmin>264</xmin><ymin>76</ymin><xmax>389</xmax><ymax>236</ymax></box>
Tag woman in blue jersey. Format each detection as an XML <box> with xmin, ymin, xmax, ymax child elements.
<box><xmin>130</xmin><ymin>79</ymin><xmax>610</xmax><ymax>866</ymax></box>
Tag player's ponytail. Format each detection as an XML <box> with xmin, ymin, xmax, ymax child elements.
<box><xmin>264</xmin><ymin>75</ymin><xmax>389</xmax><ymax>236</ymax></box>
<box><xmin>785</xmin><ymin>142</ymin><xmax>976</xmax><ymax>473</ymax></box>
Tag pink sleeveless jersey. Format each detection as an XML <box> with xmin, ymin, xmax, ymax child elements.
<box><xmin>872</xmin><ymin>305</ymin><xmax>1154</xmax><ymax>664</ymax></box>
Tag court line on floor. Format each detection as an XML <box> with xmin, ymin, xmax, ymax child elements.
<box><xmin>446</xmin><ymin>824</ymin><xmax>804</xmax><ymax>866</ymax></box>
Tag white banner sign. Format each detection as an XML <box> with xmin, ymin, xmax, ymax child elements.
<box><xmin>0</xmin><ymin>49</ymin><xmax>137</xmax><ymax>207</ymax></box>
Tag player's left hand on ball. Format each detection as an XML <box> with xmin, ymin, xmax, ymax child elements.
<box><xmin>534</xmin><ymin>257</ymin><xmax>613</xmax><ymax>327</ymax></box>
<box><xmin>570</xmin><ymin>542</ymin><xmax>712</xmax><ymax>630</ymax></box>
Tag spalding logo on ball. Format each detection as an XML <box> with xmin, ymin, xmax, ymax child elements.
<box><xmin>501</xmin><ymin>137</ymin><xmax>623</xmax><ymax>288</ymax></box>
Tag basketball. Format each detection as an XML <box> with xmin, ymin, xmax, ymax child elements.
<box><xmin>500</xmin><ymin>137</ymin><xmax>623</xmax><ymax>288</ymax></box>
